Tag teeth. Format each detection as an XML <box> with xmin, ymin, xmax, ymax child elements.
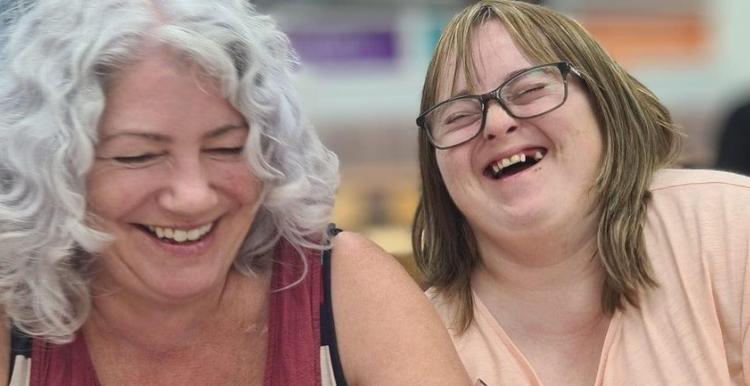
<box><xmin>489</xmin><ymin>150</ymin><xmax>545</xmax><ymax>177</ymax></box>
<box><xmin>186</xmin><ymin>228</ymin><xmax>201</xmax><ymax>240</ymax></box>
<box><xmin>146</xmin><ymin>223</ymin><xmax>214</xmax><ymax>243</ymax></box>
<box><xmin>173</xmin><ymin>230</ymin><xmax>187</xmax><ymax>242</ymax></box>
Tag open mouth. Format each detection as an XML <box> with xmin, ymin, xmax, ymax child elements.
<box><xmin>136</xmin><ymin>222</ymin><xmax>216</xmax><ymax>245</ymax></box>
<box><xmin>484</xmin><ymin>148</ymin><xmax>547</xmax><ymax>180</ymax></box>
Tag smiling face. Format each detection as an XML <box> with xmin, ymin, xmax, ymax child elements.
<box><xmin>434</xmin><ymin>20</ymin><xmax>603</xmax><ymax>253</ymax></box>
<box><xmin>87</xmin><ymin>48</ymin><xmax>262</xmax><ymax>303</ymax></box>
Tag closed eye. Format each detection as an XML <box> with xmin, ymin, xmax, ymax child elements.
<box><xmin>446</xmin><ymin>113</ymin><xmax>471</xmax><ymax>124</ymax></box>
<box><xmin>514</xmin><ymin>84</ymin><xmax>545</xmax><ymax>98</ymax></box>
<box><xmin>112</xmin><ymin>153</ymin><xmax>162</xmax><ymax>165</ymax></box>
<box><xmin>506</xmin><ymin>83</ymin><xmax>554</xmax><ymax>105</ymax></box>
<box><xmin>206</xmin><ymin>147</ymin><xmax>244</xmax><ymax>156</ymax></box>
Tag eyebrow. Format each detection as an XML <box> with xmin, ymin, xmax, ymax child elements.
<box><xmin>204</xmin><ymin>124</ymin><xmax>248</xmax><ymax>139</ymax></box>
<box><xmin>451</xmin><ymin>66</ymin><xmax>530</xmax><ymax>98</ymax></box>
<box><xmin>99</xmin><ymin>123</ymin><xmax>248</xmax><ymax>143</ymax></box>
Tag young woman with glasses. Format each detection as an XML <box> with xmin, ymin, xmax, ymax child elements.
<box><xmin>414</xmin><ymin>1</ymin><xmax>750</xmax><ymax>385</ymax></box>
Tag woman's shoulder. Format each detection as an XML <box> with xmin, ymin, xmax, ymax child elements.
<box><xmin>650</xmin><ymin>168</ymin><xmax>750</xmax><ymax>193</ymax></box>
<box><xmin>648</xmin><ymin>169</ymin><xmax>750</xmax><ymax>229</ymax></box>
<box><xmin>646</xmin><ymin>168</ymin><xmax>750</xmax><ymax>244</ymax></box>
<box><xmin>328</xmin><ymin>230</ymin><xmax>420</xmax><ymax>301</ymax></box>
<box><xmin>327</xmin><ymin>230</ymin><xmax>414</xmax><ymax>282</ymax></box>
<box><xmin>327</xmin><ymin>231</ymin><xmax>471</xmax><ymax>385</ymax></box>
<box><xmin>644</xmin><ymin>168</ymin><xmax>749</xmax><ymax>308</ymax></box>
<box><xmin>642</xmin><ymin>170</ymin><xmax>749</xmax><ymax>367</ymax></box>
<box><xmin>329</xmin><ymin>231</ymin><xmax>385</xmax><ymax>258</ymax></box>
<box><xmin>648</xmin><ymin>168</ymin><xmax>750</xmax><ymax>222</ymax></box>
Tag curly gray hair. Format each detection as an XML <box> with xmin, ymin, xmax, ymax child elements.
<box><xmin>0</xmin><ymin>0</ymin><xmax>339</xmax><ymax>343</ymax></box>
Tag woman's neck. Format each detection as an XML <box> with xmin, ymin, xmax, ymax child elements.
<box><xmin>81</xmin><ymin>269</ymin><xmax>271</xmax><ymax>386</ymax></box>
<box><xmin>84</xmin><ymin>269</ymin><xmax>270</xmax><ymax>353</ymax></box>
<box><xmin>471</xmin><ymin>216</ymin><xmax>607</xmax><ymax>337</ymax></box>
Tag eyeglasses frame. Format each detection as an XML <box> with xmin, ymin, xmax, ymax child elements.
<box><xmin>416</xmin><ymin>61</ymin><xmax>584</xmax><ymax>150</ymax></box>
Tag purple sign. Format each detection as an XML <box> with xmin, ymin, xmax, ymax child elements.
<box><xmin>288</xmin><ymin>30</ymin><xmax>396</xmax><ymax>65</ymax></box>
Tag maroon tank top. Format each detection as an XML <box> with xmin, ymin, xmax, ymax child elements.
<box><xmin>26</xmin><ymin>240</ymin><xmax>324</xmax><ymax>386</ymax></box>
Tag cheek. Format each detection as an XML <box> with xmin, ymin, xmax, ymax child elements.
<box><xmin>563</xmin><ymin>96</ymin><xmax>603</xmax><ymax>155</ymax></box>
<box><xmin>435</xmin><ymin>151</ymin><xmax>471</xmax><ymax>205</ymax></box>
<box><xmin>435</xmin><ymin>149</ymin><xmax>469</xmax><ymax>187</ymax></box>
<box><xmin>86</xmin><ymin>170</ymin><xmax>157</xmax><ymax>221</ymax></box>
<box><xmin>571</xmin><ymin>116</ymin><xmax>603</xmax><ymax>166</ymax></box>
<box><xmin>435</xmin><ymin>154</ymin><xmax>453</xmax><ymax>185</ymax></box>
<box><xmin>213</xmin><ymin>164</ymin><xmax>263</xmax><ymax>206</ymax></box>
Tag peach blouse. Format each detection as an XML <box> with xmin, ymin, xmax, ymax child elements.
<box><xmin>430</xmin><ymin>169</ymin><xmax>750</xmax><ymax>385</ymax></box>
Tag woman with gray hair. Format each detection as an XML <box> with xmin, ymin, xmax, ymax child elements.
<box><xmin>0</xmin><ymin>0</ymin><xmax>470</xmax><ymax>385</ymax></box>
<box><xmin>414</xmin><ymin>0</ymin><xmax>750</xmax><ymax>385</ymax></box>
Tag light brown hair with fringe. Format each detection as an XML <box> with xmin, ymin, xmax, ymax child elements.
<box><xmin>412</xmin><ymin>0</ymin><xmax>681</xmax><ymax>333</ymax></box>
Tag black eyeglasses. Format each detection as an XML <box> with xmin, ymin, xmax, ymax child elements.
<box><xmin>416</xmin><ymin>61</ymin><xmax>583</xmax><ymax>149</ymax></box>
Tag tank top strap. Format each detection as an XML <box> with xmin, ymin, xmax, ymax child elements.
<box><xmin>29</xmin><ymin>332</ymin><xmax>99</xmax><ymax>386</ymax></box>
<box><xmin>263</xmin><ymin>238</ymin><xmax>325</xmax><ymax>386</ymax></box>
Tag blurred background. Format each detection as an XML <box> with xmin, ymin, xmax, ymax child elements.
<box><xmin>253</xmin><ymin>0</ymin><xmax>750</xmax><ymax>282</ymax></box>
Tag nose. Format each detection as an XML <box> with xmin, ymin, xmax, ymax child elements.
<box><xmin>482</xmin><ymin>99</ymin><xmax>519</xmax><ymax>141</ymax></box>
<box><xmin>158</xmin><ymin>157</ymin><xmax>218</xmax><ymax>216</ymax></box>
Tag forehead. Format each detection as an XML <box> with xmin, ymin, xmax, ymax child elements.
<box><xmin>108</xmin><ymin>46</ymin><xmax>210</xmax><ymax>93</ymax></box>
<box><xmin>98</xmin><ymin>47</ymin><xmax>243</xmax><ymax>139</ymax></box>
<box><xmin>436</xmin><ymin>20</ymin><xmax>535</xmax><ymax>100</ymax></box>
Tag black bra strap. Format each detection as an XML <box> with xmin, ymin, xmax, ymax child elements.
<box><xmin>9</xmin><ymin>325</ymin><xmax>33</xmax><ymax>377</ymax></box>
<box><xmin>321</xmin><ymin>224</ymin><xmax>347</xmax><ymax>385</ymax></box>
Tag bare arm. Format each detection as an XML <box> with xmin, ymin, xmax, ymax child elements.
<box><xmin>330</xmin><ymin>232</ymin><xmax>470</xmax><ymax>386</ymax></box>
